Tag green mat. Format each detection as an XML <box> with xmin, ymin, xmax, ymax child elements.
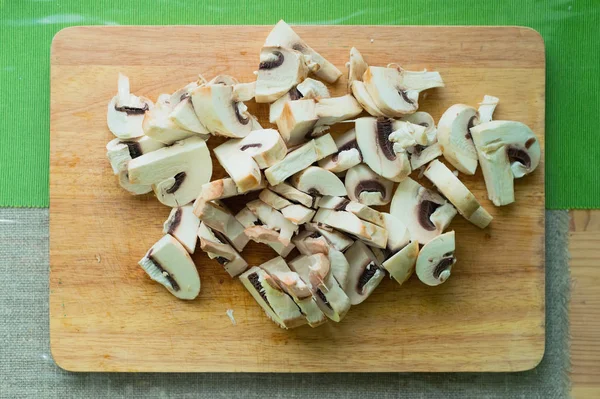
<box><xmin>1</xmin><ymin>0</ymin><xmax>598</xmax><ymax>209</ymax></box>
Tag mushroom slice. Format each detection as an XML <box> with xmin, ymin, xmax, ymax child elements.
<box><xmin>259</xmin><ymin>189</ymin><xmax>293</xmax><ymax>210</ymax></box>
<box><xmin>292</xmin><ymin>229</ymin><xmax>331</xmax><ymax>256</ymax></box>
<box><xmin>232</xmin><ymin>81</ymin><xmax>256</xmax><ymax>102</ymax></box>
<box><xmin>270</xmin><ymin>182</ymin><xmax>317</xmax><ymax>208</ymax></box>
<box><xmin>343</xmin><ymin>240</ymin><xmax>384</xmax><ymax>305</ymax></box>
<box><xmin>409</xmin><ymin>142</ymin><xmax>442</xmax><ymax>170</ymax></box>
<box><xmin>470</xmin><ymin>120</ymin><xmax>541</xmax><ymax>206</ymax></box>
<box><xmin>281</xmin><ymin>205</ymin><xmax>315</xmax><ymax>225</ymax></box>
<box><xmin>416</xmin><ymin>231</ymin><xmax>456</xmax><ymax>286</ymax></box>
<box><xmin>265</xmin><ymin>20</ymin><xmax>342</xmax><ymax>83</ymax></box>
<box><xmin>238</xmin><ymin>129</ymin><xmax>287</xmax><ymax>169</ymax></box>
<box><xmin>363</xmin><ymin>66</ymin><xmax>444</xmax><ymax>117</ymax></box>
<box><xmin>195</xmin><ymin>178</ymin><xmax>265</xmax><ymax>206</ymax></box>
<box><xmin>423</xmin><ymin>160</ymin><xmax>492</xmax><ymax>228</ymax></box>
<box><xmin>259</xmin><ymin>257</ymin><xmax>327</xmax><ymax>327</ymax></box>
<box><xmin>351</xmin><ymin>80</ymin><xmax>386</xmax><ymax>117</ymax></box>
<box><xmin>314</xmin><ymin>95</ymin><xmax>363</xmax><ymax>127</ymax></box>
<box><xmin>313</xmin><ymin>209</ymin><xmax>388</xmax><ymax>248</ymax></box>
<box><xmin>291</xmin><ymin>166</ymin><xmax>347</xmax><ymax>197</ymax></box>
<box><xmin>289</xmin><ymin>255</ymin><xmax>351</xmax><ymax>322</ymax></box>
<box><xmin>305</xmin><ymin>222</ymin><xmax>354</xmax><ymax>252</ymax></box>
<box><xmin>276</xmin><ymin>99</ymin><xmax>319</xmax><ymax>145</ymax></box>
<box><xmin>381</xmin><ymin>212</ymin><xmax>411</xmax><ymax>254</ymax></box>
<box><xmin>269</xmin><ymin>87</ymin><xmax>305</xmax><ymax>124</ymax></box>
<box><xmin>198</xmin><ymin>222</ymin><xmax>248</xmax><ymax>277</ymax></box>
<box><xmin>213</xmin><ymin>138</ymin><xmax>263</xmax><ymax>192</ymax></box>
<box><xmin>437</xmin><ymin>104</ymin><xmax>480</xmax><ymax>175</ymax></box>
<box><xmin>191</xmin><ymin>84</ymin><xmax>252</xmax><ymax>138</ymax></box>
<box><xmin>346</xmin><ymin>47</ymin><xmax>368</xmax><ymax>91</ymax></box>
<box><xmin>107</xmin><ymin>73</ymin><xmax>153</xmax><ymax>139</ymax></box>
<box><xmin>235</xmin><ymin>208</ymin><xmax>295</xmax><ymax>257</ymax></box>
<box><xmin>255</xmin><ymin>46</ymin><xmax>309</xmax><ymax>103</ymax></box>
<box><xmin>344</xmin><ymin>164</ymin><xmax>394</xmax><ymax>206</ymax></box>
<box><xmin>138</xmin><ymin>234</ymin><xmax>200</xmax><ymax>300</ymax></box>
<box><xmin>142</xmin><ymin>99</ymin><xmax>198</xmax><ymax>145</ymax></box>
<box><xmin>207</xmin><ymin>74</ymin><xmax>239</xmax><ymax>86</ymax></box>
<box><xmin>318</xmin><ymin>196</ymin><xmax>385</xmax><ymax>227</ymax></box>
<box><xmin>264</xmin><ymin>134</ymin><xmax>337</xmax><ymax>186</ymax></box>
<box><xmin>128</xmin><ymin>136</ymin><xmax>212</xmax><ymax>207</ymax></box>
<box><xmin>390</xmin><ymin>177</ymin><xmax>457</xmax><ymax>245</ymax></box>
<box><xmin>269</xmin><ymin>78</ymin><xmax>330</xmax><ymax>124</ymax></box>
<box><xmin>382</xmin><ymin>241</ymin><xmax>419</xmax><ymax>286</ymax></box>
<box><xmin>318</xmin><ymin>129</ymin><xmax>363</xmax><ymax>173</ymax></box>
<box><xmin>239</xmin><ymin>266</ymin><xmax>306</xmax><ymax>329</ymax></box>
<box><xmin>169</xmin><ymin>98</ymin><xmax>210</xmax><ymax>137</ymax></box>
<box><xmin>400</xmin><ymin>111</ymin><xmax>438</xmax><ymax>145</ymax></box>
<box><xmin>194</xmin><ymin>200</ymin><xmax>249</xmax><ymax>251</ymax></box>
<box><xmin>246</xmin><ymin>200</ymin><xmax>299</xmax><ymax>246</ymax></box>
<box><xmin>478</xmin><ymin>95</ymin><xmax>500</xmax><ymax>123</ymax></box>
<box><xmin>355</xmin><ymin>117</ymin><xmax>411</xmax><ymax>182</ymax></box>
<box><xmin>163</xmin><ymin>204</ymin><xmax>200</xmax><ymax>254</ymax></box>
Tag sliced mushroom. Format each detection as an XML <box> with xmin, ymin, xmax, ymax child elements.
<box><xmin>128</xmin><ymin>136</ymin><xmax>212</xmax><ymax>207</ymax></box>
<box><xmin>193</xmin><ymin>200</ymin><xmax>249</xmax><ymax>251</ymax></box>
<box><xmin>107</xmin><ymin>73</ymin><xmax>153</xmax><ymax>139</ymax></box>
<box><xmin>259</xmin><ymin>257</ymin><xmax>327</xmax><ymax>327</ymax></box>
<box><xmin>232</xmin><ymin>81</ymin><xmax>256</xmax><ymax>102</ymax></box>
<box><xmin>292</xmin><ymin>229</ymin><xmax>331</xmax><ymax>256</ymax></box>
<box><xmin>235</xmin><ymin>208</ymin><xmax>295</xmax><ymax>257</ymax></box>
<box><xmin>346</xmin><ymin>47</ymin><xmax>368</xmax><ymax>91</ymax></box>
<box><xmin>381</xmin><ymin>212</ymin><xmax>411</xmax><ymax>254</ymax></box>
<box><xmin>291</xmin><ymin>166</ymin><xmax>347</xmax><ymax>197</ymax></box>
<box><xmin>281</xmin><ymin>204</ymin><xmax>315</xmax><ymax>225</ymax></box>
<box><xmin>198</xmin><ymin>222</ymin><xmax>248</xmax><ymax>277</ymax></box>
<box><xmin>343</xmin><ymin>240</ymin><xmax>384</xmax><ymax>305</ymax></box>
<box><xmin>191</xmin><ymin>83</ymin><xmax>252</xmax><ymax>138</ymax></box>
<box><xmin>142</xmin><ymin>99</ymin><xmax>198</xmax><ymax>145</ymax></box>
<box><xmin>259</xmin><ymin>189</ymin><xmax>293</xmax><ymax>210</ymax></box>
<box><xmin>470</xmin><ymin>120</ymin><xmax>541</xmax><ymax>206</ymax></box>
<box><xmin>314</xmin><ymin>95</ymin><xmax>363</xmax><ymax>127</ymax></box>
<box><xmin>382</xmin><ymin>240</ymin><xmax>419</xmax><ymax>286</ymax></box>
<box><xmin>351</xmin><ymin>80</ymin><xmax>386</xmax><ymax>117</ymax></box>
<box><xmin>237</xmin><ymin>129</ymin><xmax>287</xmax><ymax>169</ymax></box>
<box><xmin>288</xmin><ymin>254</ymin><xmax>351</xmax><ymax>322</ymax></box>
<box><xmin>313</xmin><ymin>208</ymin><xmax>388</xmax><ymax>248</ymax></box>
<box><xmin>255</xmin><ymin>46</ymin><xmax>309</xmax><ymax>103</ymax></box>
<box><xmin>106</xmin><ymin>136</ymin><xmax>165</xmax><ymax>194</ymax></box>
<box><xmin>163</xmin><ymin>204</ymin><xmax>200</xmax><ymax>254</ymax></box>
<box><xmin>207</xmin><ymin>74</ymin><xmax>239</xmax><ymax>86</ymax></box>
<box><xmin>304</xmin><ymin>222</ymin><xmax>354</xmax><ymax>252</ymax></box>
<box><xmin>268</xmin><ymin>78</ymin><xmax>329</xmax><ymax>124</ymax></box>
<box><xmin>400</xmin><ymin>111</ymin><xmax>437</xmax><ymax>145</ymax></box>
<box><xmin>270</xmin><ymin>182</ymin><xmax>318</xmax><ymax>208</ymax></box>
<box><xmin>437</xmin><ymin>104</ymin><xmax>480</xmax><ymax>175</ymax></box>
<box><xmin>409</xmin><ymin>142</ymin><xmax>442</xmax><ymax>170</ymax></box>
<box><xmin>195</xmin><ymin>177</ymin><xmax>265</xmax><ymax>208</ymax></box>
<box><xmin>355</xmin><ymin>117</ymin><xmax>411</xmax><ymax>182</ymax></box>
<box><xmin>264</xmin><ymin>134</ymin><xmax>337</xmax><ymax>186</ymax></box>
<box><xmin>265</xmin><ymin>20</ymin><xmax>342</xmax><ymax>83</ymax></box>
<box><xmin>276</xmin><ymin>99</ymin><xmax>319</xmax><ymax>145</ymax></box>
<box><xmin>423</xmin><ymin>160</ymin><xmax>492</xmax><ymax>228</ymax></box>
<box><xmin>318</xmin><ymin>196</ymin><xmax>385</xmax><ymax>227</ymax></box>
<box><xmin>344</xmin><ymin>163</ymin><xmax>394</xmax><ymax>206</ymax></box>
<box><xmin>415</xmin><ymin>231</ymin><xmax>456</xmax><ymax>286</ymax></box>
<box><xmin>478</xmin><ymin>95</ymin><xmax>500</xmax><ymax>123</ymax></box>
<box><xmin>239</xmin><ymin>266</ymin><xmax>306</xmax><ymax>329</ymax></box>
<box><xmin>246</xmin><ymin>199</ymin><xmax>299</xmax><ymax>246</ymax></box>
<box><xmin>390</xmin><ymin>177</ymin><xmax>457</xmax><ymax>245</ymax></box>
<box><xmin>318</xmin><ymin>128</ymin><xmax>363</xmax><ymax>173</ymax></box>
<box><xmin>138</xmin><ymin>234</ymin><xmax>200</xmax><ymax>300</ymax></box>
<box><xmin>363</xmin><ymin>66</ymin><xmax>444</xmax><ymax>116</ymax></box>
<box><xmin>213</xmin><ymin>138</ymin><xmax>263</xmax><ymax>192</ymax></box>
<box><xmin>168</xmin><ymin>96</ymin><xmax>211</xmax><ymax>137</ymax></box>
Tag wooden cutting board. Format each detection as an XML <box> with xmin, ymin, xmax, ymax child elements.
<box><xmin>49</xmin><ymin>25</ymin><xmax>545</xmax><ymax>372</ymax></box>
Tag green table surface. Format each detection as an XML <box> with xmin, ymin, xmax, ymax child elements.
<box><xmin>1</xmin><ymin>0</ymin><xmax>598</xmax><ymax>209</ymax></box>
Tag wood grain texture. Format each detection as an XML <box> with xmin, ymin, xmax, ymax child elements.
<box><xmin>570</xmin><ymin>210</ymin><xmax>600</xmax><ymax>399</ymax></box>
<box><xmin>49</xmin><ymin>25</ymin><xmax>545</xmax><ymax>372</ymax></box>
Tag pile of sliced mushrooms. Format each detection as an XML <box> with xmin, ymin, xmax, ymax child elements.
<box><xmin>106</xmin><ymin>20</ymin><xmax>541</xmax><ymax>329</ymax></box>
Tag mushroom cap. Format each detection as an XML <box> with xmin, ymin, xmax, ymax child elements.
<box><xmin>127</xmin><ymin>136</ymin><xmax>212</xmax><ymax>207</ymax></box>
<box><xmin>106</xmin><ymin>73</ymin><xmax>153</xmax><ymax>139</ymax></box>
<box><xmin>139</xmin><ymin>234</ymin><xmax>200</xmax><ymax>300</ymax></box>
<box><xmin>382</xmin><ymin>240</ymin><xmax>419</xmax><ymax>286</ymax></box>
<box><xmin>415</xmin><ymin>231</ymin><xmax>456</xmax><ymax>286</ymax></box>
<box><xmin>355</xmin><ymin>117</ymin><xmax>412</xmax><ymax>182</ymax></box>
<box><xmin>291</xmin><ymin>166</ymin><xmax>347</xmax><ymax>197</ymax></box>
<box><xmin>255</xmin><ymin>46</ymin><xmax>309</xmax><ymax>103</ymax></box>
<box><xmin>265</xmin><ymin>20</ymin><xmax>342</xmax><ymax>83</ymax></box>
<box><xmin>343</xmin><ymin>240</ymin><xmax>385</xmax><ymax>305</ymax></box>
<box><xmin>237</xmin><ymin>129</ymin><xmax>287</xmax><ymax>169</ymax></box>
<box><xmin>351</xmin><ymin>80</ymin><xmax>386</xmax><ymax>117</ymax></box>
<box><xmin>345</xmin><ymin>163</ymin><xmax>394</xmax><ymax>206</ymax></box>
<box><xmin>437</xmin><ymin>104</ymin><xmax>480</xmax><ymax>175</ymax></box>
<box><xmin>191</xmin><ymin>84</ymin><xmax>252</xmax><ymax>138</ymax></box>
<box><xmin>390</xmin><ymin>177</ymin><xmax>457</xmax><ymax>245</ymax></box>
<box><xmin>347</xmin><ymin>47</ymin><xmax>368</xmax><ymax>91</ymax></box>
<box><xmin>163</xmin><ymin>204</ymin><xmax>200</xmax><ymax>254</ymax></box>
<box><xmin>470</xmin><ymin>120</ymin><xmax>541</xmax><ymax>206</ymax></box>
